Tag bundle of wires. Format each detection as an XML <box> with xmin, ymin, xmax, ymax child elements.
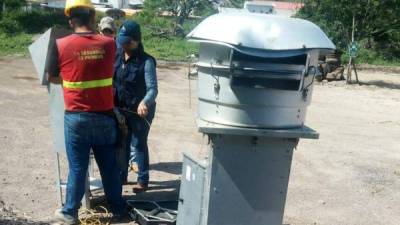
<box><xmin>78</xmin><ymin>206</ymin><xmax>112</xmax><ymax>225</ymax></box>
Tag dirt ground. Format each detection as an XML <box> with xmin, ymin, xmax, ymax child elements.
<box><xmin>0</xmin><ymin>57</ymin><xmax>399</xmax><ymax>225</ymax></box>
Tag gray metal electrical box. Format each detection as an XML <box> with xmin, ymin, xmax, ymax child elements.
<box><xmin>178</xmin><ymin>121</ymin><xmax>318</xmax><ymax>225</ymax></box>
<box><xmin>177</xmin><ymin>13</ymin><xmax>334</xmax><ymax>225</ymax></box>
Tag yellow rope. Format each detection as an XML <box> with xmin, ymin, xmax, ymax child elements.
<box><xmin>78</xmin><ymin>206</ymin><xmax>112</xmax><ymax>225</ymax></box>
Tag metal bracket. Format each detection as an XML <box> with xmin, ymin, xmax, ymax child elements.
<box><xmin>302</xmin><ymin>65</ymin><xmax>317</xmax><ymax>101</ymax></box>
<box><xmin>210</xmin><ymin>62</ymin><xmax>220</xmax><ymax>100</ymax></box>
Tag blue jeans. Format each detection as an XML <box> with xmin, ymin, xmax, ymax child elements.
<box><xmin>120</xmin><ymin>104</ymin><xmax>155</xmax><ymax>185</ymax></box>
<box><xmin>62</xmin><ymin>112</ymin><xmax>126</xmax><ymax>217</ymax></box>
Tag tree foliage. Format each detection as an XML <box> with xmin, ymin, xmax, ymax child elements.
<box><xmin>220</xmin><ymin>0</ymin><xmax>245</xmax><ymax>8</ymax></box>
<box><xmin>0</xmin><ymin>9</ymin><xmax>67</xmax><ymax>35</ymax></box>
<box><xmin>0</xmin><ymin>0</ymin><xmax>26</xmax><ymax>11</ymax></box>
<box><xmin>142</xmin><ymin>0</ymin><xmax>216</xmax><ymax>36</ymax></box>
<box><xmin>297</xmin><ymin>0</ymin><xmax>400</xmax><ymax>60</ymax></box>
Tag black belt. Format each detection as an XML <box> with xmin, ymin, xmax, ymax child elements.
<box><xmin>65</xmin><ymin>110</ymin><xmax>115</xmax><ymax>118</ymax></box>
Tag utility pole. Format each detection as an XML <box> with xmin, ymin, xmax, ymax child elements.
<box><xmin>347</xmin><ymin>12</ymin><xmax>359</xmax><ymax>84</ymax></box>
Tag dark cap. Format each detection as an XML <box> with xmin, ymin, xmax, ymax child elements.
<box><xmin>117</xmin><ymin>20</ymin><xmax>141</xmax><ymax>45</ymax></box>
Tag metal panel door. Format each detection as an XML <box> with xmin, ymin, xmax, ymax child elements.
<box><xmin>177</xmin><ymin>154</ymin><xmax>207</xmax><ymax>225</ymax></box>
<box><xmin>205</xmin><ymin>135</ymin><xmax>297</xmax><ymax>225</ymax></box>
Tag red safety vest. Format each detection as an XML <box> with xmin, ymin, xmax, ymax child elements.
<box><xmin>57</xmin><ymin>33</ymin><xmax>115</xmax><ymax>112</ymax></box>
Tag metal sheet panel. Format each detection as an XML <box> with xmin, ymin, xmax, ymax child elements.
<box><xmin>29</xmin><ymin>29</ymin><xmax>52</xmax><ymax>85</ymax></box>
<box><xmin>199</xmin><ymin>43</ymin><xmax>232</xmax><ymax>67</ymax></box>
<box><xmin>204</xmin><ymin>135</ymin><xmax>297</xmax><ymax>225</ymax></box>
<box><xmin>187</xmin><ymin>13</ymin><xmax>335</xmax><ymax>50</ymax></box>
<box><xmin>48</xmin><ymin>84</ymin><xmax>66</xmax><ymax>154</ymax></box>
<box><xmin>177</xmin><ymin>154</ymin><xmax>207</xmax><ymax>225</ymax></box>
<box><xmin>194</xmin><ymin>40</ymin><xmax>325</xmax><ymax>58</ymax></box>
<box><xmin>29</xmin><ymin>28</ymin><xmax>71</xmax><ymax>86</ymax></box>
<box><xmin>29</xmin><ymin>27</ymin><xmax>70</xmax><ymax>153</ymax></box>
<box><xmin>197</xmin><ymin>119</ymin><xmax>319</xmax><ymax>139</ymax></box>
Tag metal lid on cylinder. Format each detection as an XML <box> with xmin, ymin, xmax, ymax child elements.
<box><xmin>187</xmin><ymin>12</ymin><xmax>335</xmax><ymax>51</ymax></box>
<box><xmin>188</xmin><ymin>13</ymin><xmax>335</xmax><ymax>129</ymax></box>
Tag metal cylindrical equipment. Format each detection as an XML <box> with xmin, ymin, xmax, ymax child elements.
<box><xmin>187</xmin><ymin>13</ymin><xmax>335</xmax><ymax>129</ymax></box>
<box><xmin>197</xmin><ymin>42</ymin><xmax>320</xmax><ymax>128</ymax></box>
<box><xmin>178</xmin><ymin>12</ymin><xmax>335</xmax><ymax>225</ymax></box>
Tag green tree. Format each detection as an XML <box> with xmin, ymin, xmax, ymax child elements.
<box><xmin>297</xmin><ymin>0</ymin><xmax>400</xmax><ymax>60</ymax></box>
<box><xmin>142</xmin><ymin>0</ymin><xmax>216</xmax><ymax>36</ymax></box>
<box><xmin>220</xmin><ymin>0</ymin><xmax>245</xmax><ymax>8</ymax></box>
<box><xmin>0</xmin><ymin>0</ymin><xmax>26</xmax><ymax>18</ymax></box>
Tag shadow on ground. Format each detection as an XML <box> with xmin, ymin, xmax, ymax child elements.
<box><xmin>359</xmin><ymin>80</ymin><xmax>400</xmax><ymax>89</ymax></box>
<box><xmin>0</xmin><ymin>218</ymin><xmax>48</xmax><ymax>225</ymax></box>
<box><xmin>150</xmin><ymin>162</ymin><xmax>183</xmax><ymax>175</ymax></box>
<box><xmin>126</xmin><ymin>179</ymin><xmax>180</xmax><ymax>202</ymax></box>
<box><xmin>91</xmin><ymin>179</ymin><xmax>180</xmax><ymax>208</ymax></box>
<box><xmin>1</xmin><ymin>199</ymin><xmax>49</xmax><ymax>225</ymax></box>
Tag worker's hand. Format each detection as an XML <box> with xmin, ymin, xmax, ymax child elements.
<box><xmin>137</xmin><ymin>101</ymin><xmax>149</xmax><ymax>118</ymax></box>
<box><xmin>47</xmin><ymin>73</ymin><xmax>62</xmax><ymax>84</ymax></box>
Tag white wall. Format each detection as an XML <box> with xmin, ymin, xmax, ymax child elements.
<box><xmin>47</xmin><ymin>0</ymin><xmax>65</xmax><ymax>8</ymax></box>
<box><xmin>244</xmin><ymin>2</ymin><xmax>275</xmax><ymax>14</ymax></box>
<box><xmin>47</xmin><ymin>0</ymin><xmax>137</xmax><ymax>9</ymax></box>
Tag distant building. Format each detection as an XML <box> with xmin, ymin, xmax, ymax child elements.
<box><xmin>45</xmin><ymin>0</ymin><xmax>143</xmax><ymax>9</ymax></box>
<box><xmin>218</xmin><ymin>7</ymin><xmax>246</xmax><ymax>14</ymax></box>
<box><xmin>244</xmin><ymin>1</ymin><xmax>276</xmax><ymax>14</ymax></box>
<box><xmin>218</xmin><ymin>1</ymin><xmax>303</xmax><ymax>17</ymax></box>
<box><xmin>46</xmin><ymin>0</ymin><xmax>64</xmax><ymax>8</ymax></box>
<box><xmin>244</xmin><ymin>1</ymin><xmax>303</xmax><ymax>17</ymax></box>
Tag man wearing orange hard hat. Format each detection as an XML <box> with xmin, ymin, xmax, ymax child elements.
<box><xmin>46</xmin><ymin>0</ymin><xmax>126</xmax><ymax>224</ymax></box>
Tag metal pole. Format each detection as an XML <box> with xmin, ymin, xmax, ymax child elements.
<box><xmin>347</xmin><ymin>57</ymin><xmax>353</xmax><ymax>83</ymax></box>
<box><xmin>89</xmin><ymin>149</ymin><xmax>94</xmax><ymax>178</ymax></box>
<box><xmin>55</xmin><ymin>152</ymin><xmax>63</xmax><ymax>206</ymax></box>
<box><xmin>347</xmin><ymin>13</ymin><xmax>356</xmax><ymax>84</ymax></box>
<box><xmin>351</xmin><ymin>13</ymin><xmax>355</xmax><ymax>43</ymax></box>
<box><xmin>83</xmin><ymin>150</ymin><xmax>94</xmax><ymax>209</ymax></box>
<box><xmin>188</xmin><ymin>61</ymin><xmax>192</xmax><ymax>109</ymax></box>
<box><xmin>82</xmin><ymin>171</ymin><xmax>92</xmax><ymax>209</ymax></box>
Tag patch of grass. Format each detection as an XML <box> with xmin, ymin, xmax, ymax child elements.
<box><xmin>0</xmin><ymin>9</ymin><xmax>68</xmax><ymax>34</ymax></box>
<box><xmin>0</xmin><ymin>33</ymin><xmax>33</xmax><ymax>56</ymax></box>
<box><xmin>0</xmin><ymin>9</ymin><xmax>197</xmax><ymax>61</ymax></box>
<box><xmin>342</xmin><ymin>48</ymin><xmax>400</xmax><ymax>67</ymax></box>
<box><xmin>142</xmin><ymin>26</ymin><xmax>198</xmax><ymax>61</ymax></box>
<box><xmin>144</xmin><ymin>37</ymin><xmax>198</xmax><ymax>61</ymax></box>
<box><xmin>0</xmin><ymin>9</ymin><xmax>66</xmax><ymax>56</ymax></box>
<box><xmin>358</xmin><ymin>58</ymin><xmax>400</xmax><ymax>67</ymax></box>
<box><xmin>130</xmin><ymin>15</ymin><xmax>200</xmax><ymax>61</ymax></box>
<box><xmin>4</xmin><ymin>8</ymin><xmax>396</xmax><ymax>65</ymax></box>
